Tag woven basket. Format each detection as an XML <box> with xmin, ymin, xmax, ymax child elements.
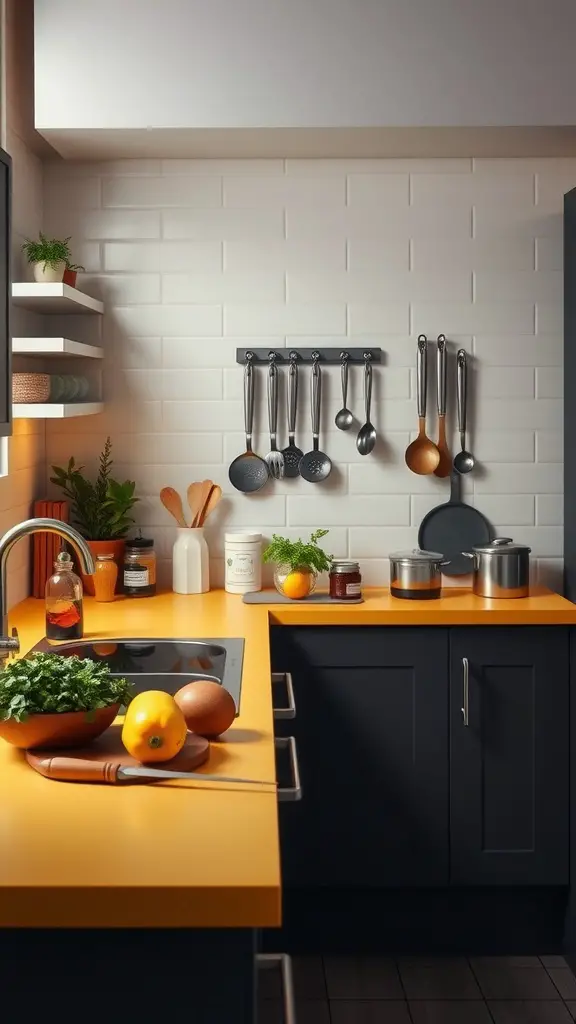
<box><xmin>12</xmin><ymin>373</ymin><xmax>51</xmax><ymax>404</ymax></box>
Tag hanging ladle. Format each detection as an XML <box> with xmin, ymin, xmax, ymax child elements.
<box><xmin>405</xmin><ymin>335</ymin><xmax>440</xmax><ymax>475</ymax></box>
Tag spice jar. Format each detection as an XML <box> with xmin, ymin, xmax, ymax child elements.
<box><xmin>94</xmin><ymin>553</ymin><xmax>118</xmax><ymax>602</ymax></box>
<box><xmin>225</xmin><ymin>532</ymin><xmax>262</xmax><ymax>594</ymax></box>
<box><xmin>329</xmin><ymin>560</ymin><xmax>362</xmax><ymax>600</ymax></box>
<box><xmin>123</xmin><ymin>536</ymin><xmax>156</xmax><ymax>597</ymax></box>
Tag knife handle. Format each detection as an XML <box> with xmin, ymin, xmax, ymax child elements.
<box><xmin>35</xmin><ymin>756</ymin><xmax>121</xmax><ymax>783</ymax></box>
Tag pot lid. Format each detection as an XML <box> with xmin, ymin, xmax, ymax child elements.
<box><xmin>390</xmin><ymin>548</ymin><xmax>444</xmax><ymax>562</ymax></box>
<box><xmin>470</xmin><ymin>537</ymin><xmax>532</xmax><ymax>555</ymax></box>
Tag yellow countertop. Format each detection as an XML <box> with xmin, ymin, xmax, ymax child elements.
<box><xmin>0</xmin><ymin>584</ymin><xmax>575</xmax><ymax>930</ymax></box>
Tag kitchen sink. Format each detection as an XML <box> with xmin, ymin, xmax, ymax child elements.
<box><xmin>30</xmin><ymin>637</ymin><xmax>245</xmax><ymax>712</ymax></box>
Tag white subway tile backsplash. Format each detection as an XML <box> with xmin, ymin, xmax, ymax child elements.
<box><xmin>224</xmin><ymin>303</ymin><xmax>346</xmax><ymax>336</ymax></box>
<box><xmin>480</xmin><ymin>366</ymin><xmax>535</xmax><ymax>399</ymax></box>
<box><xmin>43</xmin><ymin>156</ymin><xmax>566</xmax><ymax>586</ymax></box>
<box><xmin>412</xmin><ymin>236</ymin><xmax>534</xmax><ymax>272</ymax></box>
<box><xmin>163</xmin><ymin>270</ymin><xmax>284</xmax><ymax>304</ymax></box>
<box><xmin>537</xmin><ymin>494</ymin><xmax>563</xmax><ymax>526</ymax></box>
<box><xmin>103</xmin><ymin>175</ymin><xmax>221</xmax><ymax>208</ymax></box>
<box><xmin>224</xmin><ymin>175</ymin><xmax>345</xmax><ymax>207</ymax></box>
<box><xmin>473</xmin><ymin>334</ymin><xmax>561</xmax><ymax>366</ymax></box>
<box><xmin>289</xmin><ymin>496</ymin><xmax>409</xmax><ymax>528</ymax></box>
<box><xmin>289</xmin><ymin>270</ymin><xmax>471</xmax><ymax>304</ymax></box>
<box><xmin>112</xmin><ymin>304</ymin><xmax>222</xmax><ymax>336</ymax></box>
<box><xmin>536</xmin><ymin>431</ymin><xmax>564</xmax><ymax>462</ymax></box>
<box><xmin>82</xmin><ymin>209</ymin><xmax>161</xmax><ymax>239</ymax></box>
<box><xmin>162</xmin><ymin>208</ymin><xmax>284</xmax><ymax>241</ymax></box>
<box><xmin>412</xmin><ymin>303</ymin><xmax>535</xmax><ymax>334</ymax></box>
<box><xmin>474</xmin><ymin>463</ymin><xmax>562</xmax><ymax>494</ymax></box>
<box><xmin>225</xmin><ymin>238</ymin><xmax>346</xmax><ymax>273</ymax></box>
<box><xmin>536</xmin><ymin>366</ymin><xmax>563</xmax><ymax>399</ymax></box>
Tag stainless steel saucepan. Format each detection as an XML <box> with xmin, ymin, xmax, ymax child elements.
<box><xmin>463</xmin><ymin>537</ymin><xmax>531</xmax><ymax>599</ymax></box>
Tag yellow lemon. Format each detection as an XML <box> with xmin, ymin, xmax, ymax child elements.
<box><xmin>283</xmin><ymin>570</ymin><xmax>313</xmax><ymax>600</ymax></box>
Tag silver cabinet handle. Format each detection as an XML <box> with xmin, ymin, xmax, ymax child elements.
<box><xmin>257</xmin><ymin>953</ymin><xmax>297</xmax><ymax>1024</ymax></box>
<box><xmin>462</xmin><ymin>657</ymin><xmax>469</xmax><ymax>726</ymax></box>
<box><xmin>271</xmin><ymin>672</ymin><xmax>296</xmax><ymax>720</ymax></box>
<box><xmin>275</xmin><ymin>736</ymin><xmax>302</xmax><ymax>802</ymax></box>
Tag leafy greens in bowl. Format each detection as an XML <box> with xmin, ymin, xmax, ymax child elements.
<box><xmin>0</xmin><ymin>654</ymin><xmax>133</xmax><ymax>750</ymax></box>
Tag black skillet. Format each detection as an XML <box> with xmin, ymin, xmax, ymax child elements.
<box><xmin>418</xmin><ymin>470</ymin><xmax>493</xmax><ymax>576</ymax></box>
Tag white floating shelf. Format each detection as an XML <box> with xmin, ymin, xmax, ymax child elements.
<box><xmin>12</xmin><ymin>337</ymin><xmax>103</xmax><ymax>359</ymax></box>
<box><xmin>12</xmin><ymin>283</ymin><xmax>104</xmax><ymax>315</ymax></box>
<box><xmin>13</xmin><ymin>402</ymin><xmax>104</xmax><ymax>419</ymax></box>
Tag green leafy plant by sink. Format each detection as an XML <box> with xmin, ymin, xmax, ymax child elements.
<box><xmin>50</xmin><ymin>437</ymin><xmax>139</xmax><ymax>541</ymax></box>
<box><xmin>0</xmin><ymin>653</ymin><xmax>133</xmax><ymax>723</ymax></box>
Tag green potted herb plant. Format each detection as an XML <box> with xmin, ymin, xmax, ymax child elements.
<box><xmin>263</xmin><ymin>529</ymin><xmax>332</xmax><ymax>599</ymax></box>
<box><xmin>22</xmin><ymin>233</ymin><xmax>73</xmax><ymax>283</ymax></box>
<box><xmin>0</xmin><ymin>653</ymin><xmax>132</xmax><ymax>750</ymax></box>
<box><xmin>50</xmin><ymin>437</ymin><xmax>139</xmax><ymax>595</ymax></box>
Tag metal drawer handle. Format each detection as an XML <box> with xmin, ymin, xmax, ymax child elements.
<box><xmin>257</xmin><ymin>953</ymin><xmax>297</xmax><ymax>1024</ymax></box>
<box><xmin>462</xmin><ymin>657</ymin><xmax>469</xmax><ymax>727</ymax></box>
<box><xmin>275</xmin><ymin>736</ymin><xmax>302</xmax><ymax>802</ymax></box>
<box><xmin>271</xmin><ymin>671</ymin><xmax>296</xmax><ymax>719</ymax></box>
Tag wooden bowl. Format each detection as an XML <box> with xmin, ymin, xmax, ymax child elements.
<box><xmin>0</xmin><ymin>704</ymin><xmax>119</xmax><ymax>750</ymax></box>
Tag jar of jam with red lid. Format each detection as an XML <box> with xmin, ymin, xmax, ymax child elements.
<box><xmin>329</xmin><ymin>560</ymin><xmax>362</xmax><ymax>600</ymax></box>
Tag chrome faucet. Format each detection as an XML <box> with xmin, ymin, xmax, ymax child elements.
<box><xmin>0</xmin><ymin>518</ymin><xmax>95</xmax><ymax>659</ymax></box>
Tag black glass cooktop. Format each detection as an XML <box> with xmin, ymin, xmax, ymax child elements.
<box><xmin>31</xmin><ymin>637</ymin><xmax>245</xmax><ymax>711</ymax></box>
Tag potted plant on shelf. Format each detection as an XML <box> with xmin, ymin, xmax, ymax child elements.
<box><xmin>63</xmin><ymin>261</ymin><xmax>85</xmax><ymax>289</ymax></box>
<box><xmin>263</xmin><ymin>529</ymin><xmax>332</xmax><ymax>600</ymax></box>
<box><xmin>22</xmin><ymin>233</ymin><xmax>73</xmax><ymax>283</ymax></box>
<box><xmin>50</xmin><ymin>437</ymin><xmax>139</xmax><ymax>595</ymax></box>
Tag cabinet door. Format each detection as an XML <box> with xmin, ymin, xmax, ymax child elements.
<box><xmin>450</xmin><ymin>627</ymin><xmax>569</xmax><ymax>885</ymax></box>
<box><xmin>0</xmin><ymin>147</ymin><xmax>10</xmax><ymax>438</ymax></box>
<box><xmin>272</xmin><ymin>627</ymin><xmax>449</xmax><ymax>887</ymax></box>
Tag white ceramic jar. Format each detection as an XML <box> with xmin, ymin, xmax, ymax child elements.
<box><xmin>225</xmin><ymin>532</ymin><xmax>262</xmax><ymax>594</ymax></box>
<box><xmin>172</xmin><ymin>528</ymin><xmax>210</xmax><ymax>594</ymax></box>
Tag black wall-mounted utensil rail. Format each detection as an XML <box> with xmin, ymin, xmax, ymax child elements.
<box><xmin>236</xmin><ymin>347</ymin><xmax>382</xmax><ymax>365</ymax></box>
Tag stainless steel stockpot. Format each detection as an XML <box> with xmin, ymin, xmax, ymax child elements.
<box><xmin>463</xmin><ymin>537</ymin><xmax>531</xmax><ymax>599</ymax></box>
<box><xmin>389</xmin><ymin>549</ymin><xmax>445</xmax><ymax>600</ymax></box>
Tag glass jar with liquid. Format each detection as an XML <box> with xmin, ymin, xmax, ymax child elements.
<box><xmin>45</xmin><ymin>551</ymin><xmax>84</xmax><ymax>640</ymax></box>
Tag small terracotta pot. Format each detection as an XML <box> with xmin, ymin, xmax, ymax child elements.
<box><xmin>82</xmin><ymin>539</ymin><xmax>125</xmax><ymax>596</ymax></box>
<box><xmin>63</xmin><ymin>267</ymin><xmax>77</xmax><ymax>288</ymax></box>
<box><xmin>0</xmin><ymin>703</ymin><xmax>119</xmax><ymax>750</ymax></box>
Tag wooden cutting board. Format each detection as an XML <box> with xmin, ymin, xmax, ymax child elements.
<box><xmin>26</xmin><ymin>724</ymin><xmax>210</xmax><ymax>783</ymax></box>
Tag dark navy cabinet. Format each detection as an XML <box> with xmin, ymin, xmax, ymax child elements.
<box><xmin>272</xmin><ymin>627</ymin><xmax>449</xmax><ymax>887</ymax></box>
<box><xmin>271</xmin><ymin>625</ymin><xmax>570</xmax><ymax>890</ymax></box>
<box><xmin>450</xmin><ymin>627</ymin><xmax>569</xmax><ymax>886</ymax></box>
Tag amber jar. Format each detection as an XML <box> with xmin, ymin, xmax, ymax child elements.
<box><xmin>123</xmin><ymin>537</ymin><xmax>157</xmax><ymax>597</ymax></box>
<box><xmin>329</xmin><ymin>560</ymin><xmax>362</xmax><ymax>600</ymax></box>
<box><xmin>94</xmin><ymin>554</ymin><xmax>118</xmax><ymax>602</ymax></box>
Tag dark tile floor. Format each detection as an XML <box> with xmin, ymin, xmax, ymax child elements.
<box><xmin>258</xmin><ymin>955</ymin><xmax>576</xmax><ymax>1023</ymax></box>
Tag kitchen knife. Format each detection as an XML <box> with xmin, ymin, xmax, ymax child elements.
<box><xmin>32</xmin><ymin>755</ymin><xmax>277</xmax><ymax>787</ymax></box>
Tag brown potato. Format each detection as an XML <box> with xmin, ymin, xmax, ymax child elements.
<box><xmin>174</xmin><ymin>680</ymin><xmax>236</xmax><ymax>738</ymax></box>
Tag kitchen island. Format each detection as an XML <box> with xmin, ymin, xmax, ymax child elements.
<box><xmin>2</xmin><ymin>587</ymin><xmax>576</xmax><ymax>1018</ymax></box>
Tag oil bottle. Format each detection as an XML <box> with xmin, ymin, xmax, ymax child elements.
<box><xmin>45</xmin><ymin>550</ymin><xmax>84</xmax><ymax>640</ymax></box>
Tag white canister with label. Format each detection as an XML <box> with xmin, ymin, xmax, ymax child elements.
<box><xmin>225</xmin><ymin>532</ymin><xmax>262</xmax><ymax>594</ymax></box>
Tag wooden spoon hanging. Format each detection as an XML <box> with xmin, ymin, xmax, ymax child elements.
<box><xmin>160</xmin><ymin>486</ymin><xmax>188</xmax><ymax>527</ymax></box>
<box><xmin>197</xmin><ymin>484</ymin><xmax>222</xmax><ymax>527</ymax></box>
<box><xmin>405</xmin><ymin>335</ymin><xmax>440</xmax><ymax>476</ymax></box>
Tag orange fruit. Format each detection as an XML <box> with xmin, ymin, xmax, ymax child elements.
<box><xmin>282</xmin><ymin>570</ymin><xmax>313</xmax><ymax>600</ymax></box>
